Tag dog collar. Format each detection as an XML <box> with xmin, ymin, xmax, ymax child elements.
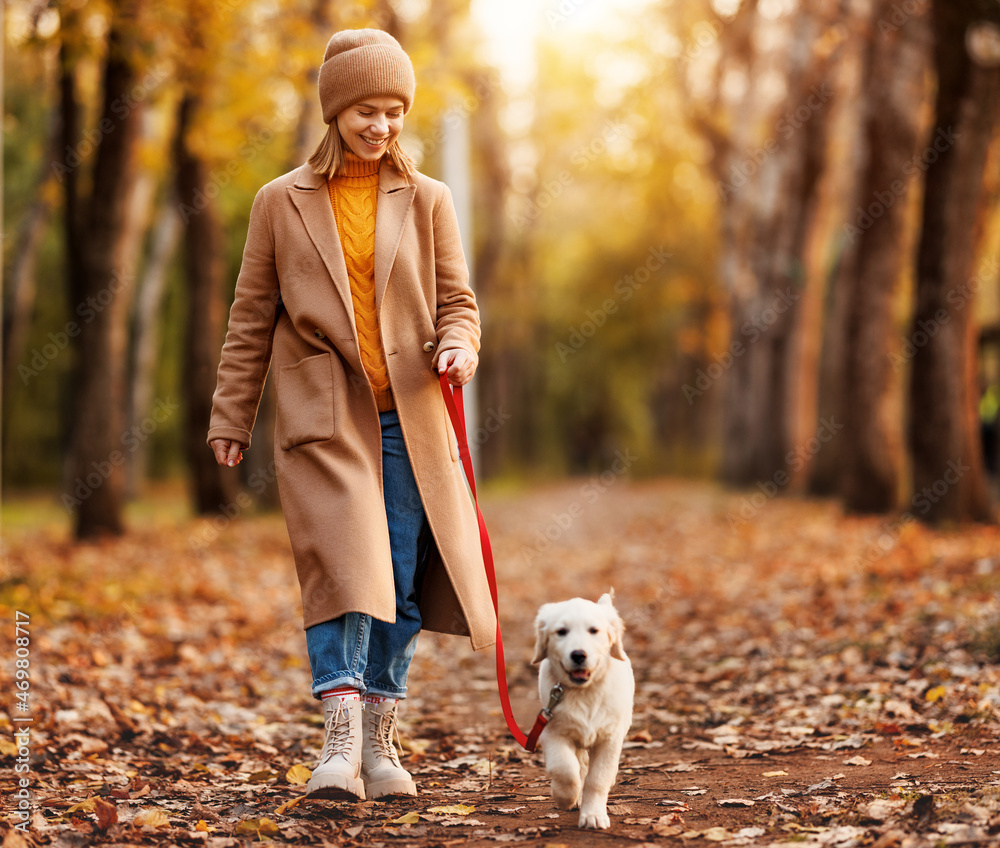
<box><xmin>525</xmin><ymin>683</ymin><xmax>564</xmax><ymax>752</ymax></box>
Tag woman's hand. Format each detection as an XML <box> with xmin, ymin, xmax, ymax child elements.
<box><xmin>210</xmin><ymin>439</ymin><xmax>245</xmax><ymax>467</ymax></box>
<box><xmin>437</xmin><ymin>348</ymin><xmax>476</xmax><ymax>386</ymax></box>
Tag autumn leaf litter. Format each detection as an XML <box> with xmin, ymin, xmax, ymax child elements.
<box><xmin>2</xmin><ymin>479</ymin><xmax>999</xmax><ymax>847</ymax></box>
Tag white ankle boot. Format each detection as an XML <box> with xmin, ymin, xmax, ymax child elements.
<box><xmin>362</xmin><ymin>700</ymin><xmax>416</xmax><ymax>799</ymax></box>
<box><xmin>306</xmin><ymin>698</ymin><xmax>365</xmax><ymax>800</ymax></box>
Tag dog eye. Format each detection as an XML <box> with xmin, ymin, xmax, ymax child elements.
<box><xmin>588</xmin><ymin>627</ymin><xmax>600</xmax><ymax>634</ymax></box>
<box><xmin>556</xmin><ymin>628</ymin><xmax>568</xmax><ymax>636</ymax></box>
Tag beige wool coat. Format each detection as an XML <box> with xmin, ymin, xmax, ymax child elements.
<box><xmin>207</xmin><ymin>159</ymin><xmax>497</xmax><ymax>651</ymax></box>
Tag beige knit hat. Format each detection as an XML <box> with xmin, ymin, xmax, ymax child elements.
<box><xmin>318</xmin><ymin>29</ymin><xmax>416</xmax><ymax>124</ymax></box>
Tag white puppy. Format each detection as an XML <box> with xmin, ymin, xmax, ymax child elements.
<box><xmin>532</xmin><ymin>591</ymin><xmax>634</xmax><ymax>829</ymax></box>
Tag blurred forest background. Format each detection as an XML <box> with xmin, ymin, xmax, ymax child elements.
<box><xmin>4</xmin><ymin>0</ymin><xmax>1000</xmax><ymax>540</ymax></box>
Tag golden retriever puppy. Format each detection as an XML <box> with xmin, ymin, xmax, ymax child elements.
<box><xmin>532</xmin><ymin>591</ymin><xmax>634</xmax><ymax>829</ymax></box>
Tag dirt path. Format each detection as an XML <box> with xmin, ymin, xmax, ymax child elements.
<box><xmin>1</xmin><ymin>478</ymin><xmax>999</xmax><ymax>846</ymax></box>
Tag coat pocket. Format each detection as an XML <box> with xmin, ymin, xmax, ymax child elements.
<box><xmin>276</xmin><ymin>353</ymin><xmax>336</xmax><ymax>450</ymax></box>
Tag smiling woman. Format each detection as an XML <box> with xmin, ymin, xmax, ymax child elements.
<box><xmin>206</xmin><ymin>27</ymin><xmax>496</xmax><ymax>805</ymax></box>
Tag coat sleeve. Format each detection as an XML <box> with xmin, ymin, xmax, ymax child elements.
<box><xmin>431</xmin><ymin>183</ymin><xmax>480</xmax><ymax>364</ymax></box>
<box><xmin>207</xmin><ymin>187</ymin><xmax>281</xmax><ymax>449</ymax></box>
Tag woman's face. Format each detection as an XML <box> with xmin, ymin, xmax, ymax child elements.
<box><xmin>337</xmin><ymin>97</ymin><xmax>405</xmax><ymax>161</ymax></box>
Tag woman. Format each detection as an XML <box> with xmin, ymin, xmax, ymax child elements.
<box><xmin>208</xmin><ymin>29</ymin><xmax>496</xmax><ymax>802</ymax></box>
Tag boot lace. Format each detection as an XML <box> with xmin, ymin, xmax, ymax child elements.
<box><xmin>371</xmin><ymin>707</ymin><xmax>403</xmax><ymax>766</ymax></box>
<box><xmin>320</xmin><ymin>701</ymin><xmax>355</xmax><ymax>764</ymax></box>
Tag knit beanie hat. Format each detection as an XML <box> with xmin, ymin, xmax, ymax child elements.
<box><xmin>318</xmin><ymin>29</ymin><xmax>416</xmax><ymax>124</ymax></box>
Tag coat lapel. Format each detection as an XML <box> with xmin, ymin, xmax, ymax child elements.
<box><xmin>286</xmin><ymin>160</ymin><xmax>415</xmax><ymax>327</ymax></box>
<box><xmin>286</xmin><ymin>164</ymin><xmax>354</xmax><ymax>322</ymax></box>
<box><xmin>374</xmin><ymin>161</ymin><xmax>416</xmax><ymax>309</ymax></box>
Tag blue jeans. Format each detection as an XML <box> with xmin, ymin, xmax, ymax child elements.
<box><xmin>306</xmin><ymin>410</ymin><xmax>429</xmax><ymax>700</ymax></box>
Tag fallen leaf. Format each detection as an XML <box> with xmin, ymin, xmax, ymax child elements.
<box><xmin>94</xmin><ymin>799</ymin><xmax>117</xmax><ymax>831</ymax></box>
<box><xmin>65</xmin><ymin>733</ymin><xmax>110</xmax><ymax>754</ymax></box>
<box><xmin>285</xmin><ymin>763</ymin><xmax>311</xmax><ymax>785</ymax></box>
<box><xmin>925</xmin><ymin>685</ymin><xmax>946</xmax><ymax>703</ymax></box>
<box><xmin>274</xmin><ymin>796</ymin><xmax>305</xmax><ymax>815</ymax></box>
<box><xmin>844</xmin><ymin>755</ymin><xmax>872</xmax><ymax>766</ymax></box>
<box><xmin>234</xmin><ymin>817</ymin><xmax>280</xmax><ymax>837</ymax></box>
<box><xmin>763</xmin><ymin>770</ymin><xmax>788</xmax><ymax>776</ymax></box>
<box><xmin>248</xmin><ymin>768</ymin><xmax>278</xmax><ymax>784</ymax></box>
<box><xmin>426</xmin><ymin>803</ymin><xmax>475</xmax><ymax>815</ymax></box>
<box><xmin>67</xmin><ymin>798</ymin><xmax>99</xmax><ymax>814</ymax></box>
<box><xmin>194</xmin><ymin>820</ymin><xmax>213</xmax><ymax>832</ymax></box>
<box><xmin>718</xmin><ymin>798</ymin><xmax>755</xmax><ymax>807</ymax></box>
<box><xmin>653</xmin><ymin>824</ymin><xmax>685</xmax><ymax>837</ymax></box>
<box><xmin>391</xmin><ymin>811</ymin><xmax>420</xmax><ymax>824</ymax></box>
<box><xmin>133</xmin><ymin>808</ymin><xmax>170</xmax><ymax>829</ymax></box>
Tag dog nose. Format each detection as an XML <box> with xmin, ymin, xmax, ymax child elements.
<box><xmin>570</xmin><ymin>650</ymin><xmax>587</xmax><ymax>665</ymax></box>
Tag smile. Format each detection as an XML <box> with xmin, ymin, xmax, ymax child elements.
<box><xmin>565</xmin><ymin>666</ymin><xmax>592</xmax><ymax>684</ymax></box>
<box><xmin>362</xmin><ymin>136</ymin><xmax>388</xmax><ymax>146</ymax></box>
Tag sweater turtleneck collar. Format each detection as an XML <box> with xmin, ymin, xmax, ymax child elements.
<box><xmin>333</xmin><ymin>149</ymin><xmax>381</xmax><ymax>181</ymax></box>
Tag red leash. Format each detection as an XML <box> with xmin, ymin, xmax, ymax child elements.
<box><xmin>439</xmin><ymin>373</ymin><xmax>552</xmax><ymax>752</ymax></box>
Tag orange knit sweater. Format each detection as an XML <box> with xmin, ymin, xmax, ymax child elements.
<box><xmin>328</xmin><ymin>151</ymin><xmax>393</xmax><ymax>411</ymax></box>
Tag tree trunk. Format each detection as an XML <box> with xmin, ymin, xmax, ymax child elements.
<box><xmin>834</xmin><ymin>0</ymin><xmax>929</xmax><ymax>513</ymax></box>
<box><xmin>174</xmin><ymin>93</ymin><xmax>240</xmax><ymax>515</ymax></box>
<box><xmin>128</xmin><ymin>195</ymin><xmax>181</xmax><ymax>496</ymax></box>
<box><xmin>3</xmin><ymin>107</ymin><xmax>60</xmax><ymax>388</ymax></box>
<box><xmin>61</xmin><ymin>3</ymin><xmax>145</xmax><ymax>538</ymax></box>
<box><xmin>908</xmin><ymin>0</ymin><xmax>1000</xmax><ymax>523</ymax></box>
<box><xmin>711</xmin><ymin>3</ymin><xmax>837</xmax><ymax>487</ymax></box>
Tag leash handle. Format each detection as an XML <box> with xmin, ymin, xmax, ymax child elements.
<box><xmin>439</xmin><ymin>373</ymin><xmax>532</xmax><ymax>750</ymax></box>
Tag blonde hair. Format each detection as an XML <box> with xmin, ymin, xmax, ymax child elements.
<box><xmin>308</xmin><ymin>120</ymin><xmax>416</xmax><ymax>178</ymax></box>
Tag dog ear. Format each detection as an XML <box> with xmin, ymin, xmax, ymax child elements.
<box><xmin>598</xmin><ymin>588</ymin><xmax>615</xmax><ymax>607</ymax></box>
<box><xmin>606</xmin><ymin>604</ymin><xmax>626</xmax><ymax>661</ymax></box>
<box><xmin>532</xmin><ymin>607</ymin><xmax>551</xmax><ymax>665</ymax></box>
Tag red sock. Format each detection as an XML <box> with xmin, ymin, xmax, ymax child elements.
<box><xmin>321</xmin><ymin>687</ymin><xmax>360</xmax><ymax>703</ymax></box>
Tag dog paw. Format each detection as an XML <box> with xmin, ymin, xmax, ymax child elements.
<box><xmin>551</xmin><ymin>779</ymin><xmax>581</xmax><ymax>811</ymax></box>
<box><xmin>552</xmin><ymin>790</ymin><xmax>580</xmax><ymax>811</ymax></box>
<box><xmin>578</xmin><ymin>810</ymin><xmax>610</xmax><ymax>829</ymax></box>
